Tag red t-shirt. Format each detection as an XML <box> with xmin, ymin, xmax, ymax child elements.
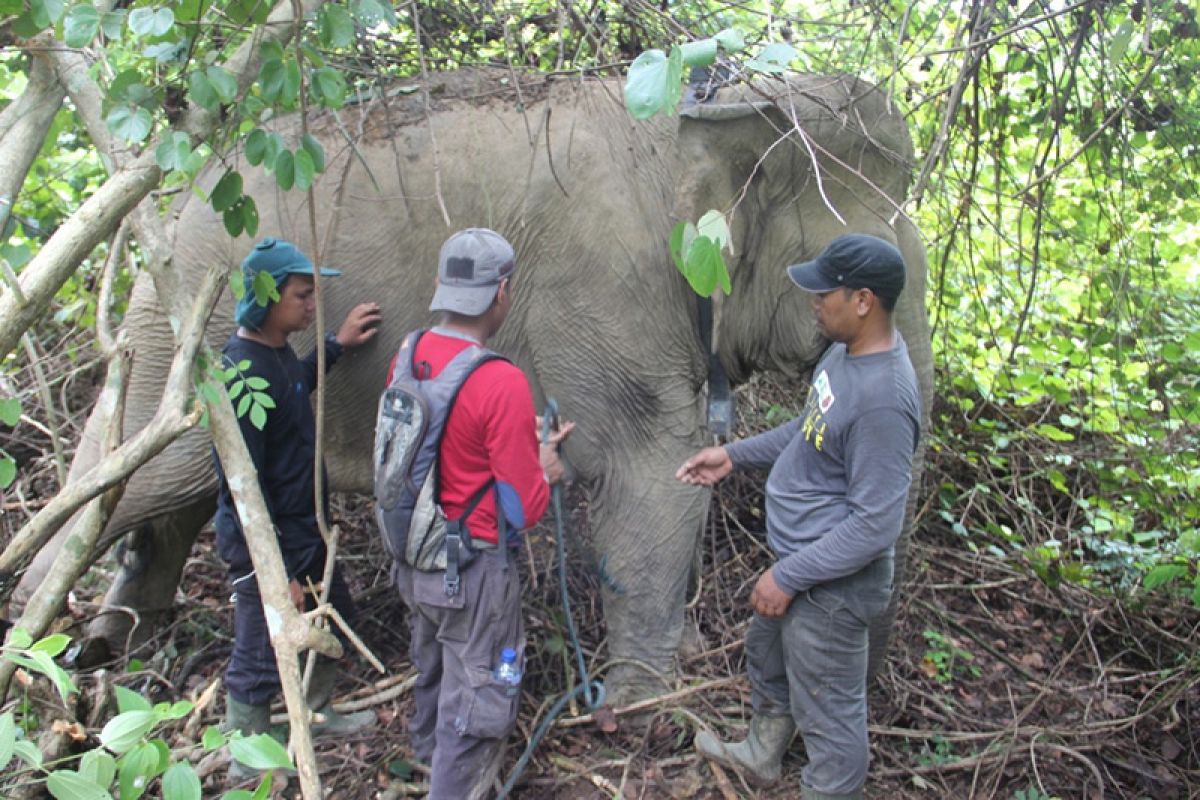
<box><xmin>389</xmin><ymin>330</ymin><xmax>549</xmax><ymax>545</ymax></box>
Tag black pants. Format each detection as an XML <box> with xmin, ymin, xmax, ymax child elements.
<box><xmin>226</xmin><ymin>555</ymin><xmax>356</xmax><ymax>707</ymax></box>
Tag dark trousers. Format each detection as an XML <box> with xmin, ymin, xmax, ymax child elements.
<box><xmin>395</xmin><ymin>553</ymin><xmax>524</xmax><ymax>800</ymax></box>
<box><xmin>226</xmin><ymin>557</ymin><xmax>356</xmax><ymax>707</ymax></box>
<box><xmin>747</xmin><ymin>554</ymin><xmax>893</xmax><ymax>797</ymax></box>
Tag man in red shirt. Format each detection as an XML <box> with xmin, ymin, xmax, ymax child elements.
<box><xmin>392</xmin><ymin>228</ymin><xmax>573</xmax><ymax>799</ymax></box>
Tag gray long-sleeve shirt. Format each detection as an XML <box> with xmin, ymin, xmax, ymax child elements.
<box><xmin>726</xmin><ymin>331</ymin><xmax>921</xmax><ymax>594</ymax></box>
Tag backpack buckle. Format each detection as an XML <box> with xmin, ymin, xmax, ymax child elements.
<box><xmin>444</xmin><ymin>530</ymin><xmax>462</xmax><ymax>597</ymax></box>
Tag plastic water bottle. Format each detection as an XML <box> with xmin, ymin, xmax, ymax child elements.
<box><xmin>493</xmin><ymin>647</ymin><xmax>522</xmax><ymax>694</ymax></box>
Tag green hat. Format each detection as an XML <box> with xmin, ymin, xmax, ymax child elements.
<box><xmin>235</xmin><ymin>238</ymin><xmax>341</xmax><ymax>329</ymax></box>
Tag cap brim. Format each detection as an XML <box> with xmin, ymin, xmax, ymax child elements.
<box><xmin>787</xmin><ymin>261</ymin><xmax>839</xmax><ymax>293</ymax></box>
<box><xmin>429</xmin><ymin>282</ymin><xmax>499</xmax><ymax>316</ymax></box>
<box><xmin>278</xmin><ymin>264</ymin><xmax>342</xmax><ymax>278</ymax></box>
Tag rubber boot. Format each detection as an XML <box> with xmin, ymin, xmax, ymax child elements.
<box><xmin>307</xmin><ymin>657</ymin><xmax>374</xmax><ymax>736</ymax></box>
<box><xmin>224</xmin><ymin>695</ymin><xmax>271</xmax><ymax>783</ymax></box>
<box><xmin>801</xmin><ymin>786</ymin><xmax>864</xmax><ymax>800</ymax></box>
<box><xmin>694</xmin><ymin>714</ymin><xmax>796</xmax><ymax>786</ymax></box>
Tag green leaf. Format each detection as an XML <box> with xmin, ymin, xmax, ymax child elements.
<box><xmin>251</xmin><ymin>272</ymin><xmax>279</xmax><ymax>306</ymax></box>
<box><xmin>30</xmin><ymin>633</ymin><xmax>70</xmax><ymax>657</ymax></box>
<box><xmin>63</xmin><ymin>3</ymin><xmax>101</xmax><ymax>47</ymax></box>
<box><xmin>351</xmin><ymin>0</ymin><xmax>395</xmax><ymax>27</ymax></box>
<box><xmin>45</xmin><ymin>770</ymin><xmax>111</xmax><ymax>800</ymax></box>
<box><xmin>282</xmin><ymin>61</ymin><xmax>301</xmax><ymax>105</ymax></box>
<box><xmin>226</xmin><ymin>0</ymin><xmax>271</xmax><ymax>25</ymax></box>
<box><xmin>78</xmin><ymin>749</ymin><xmax>117</xmax><ymax>790</ymax></box>
<box><xmin>114</xmin><ymin>685</ymin><xmax>153</xmax><ymax>714</ymax></box>
<box><xmin>13</xmin><ymin>738</ymin><xmax>43</xmax><ymax>768</ymax></box>
<box><xmin>0</xmin><ymin>456</ymin><xmax>16</xmax><ymax>489</ymax></box>
<box><xmin>201</xmin><ymin>725</ymin><xmax>226</xmax><ymax>751</ymax></box>
<box><xmin>244</xmin><ymin>377</ymin><xmax>269</xmax><ymax>391</ymax></box>
<box><xmin>244</xmin><ymin>129</ymin><xmax>268</xmax><ymax>166</ymax></box>
<box><xmin>31</xmin><ymin>0</ymin><xmax>66</xmax><ymax>28</ymax></box>
<box><xmin>127</xmin><ymin>6</ymin><xmax>173</xmax><ymax>37</ymax></box>
<box><xmin>301</xmin><ymin>134</ymin><xmax>325</xmax><ymax>173</ymax></box>
<box><xmin>29</xmin><ymin>650</ymin><xmax>76</xmax><ymax>700</ymax></box>
<box><xmin>319</xmin><ymin>4</ymin><xmax>355</xmax><ymax>48</ymax></box>
<box><xmin>1143</xmin><ymin>564</ymin><xmax>1188</xmax><ymax>590</ymax></box>
<box><xmin>1032</xmin><ymin>423</ymin><xmax>1074</xmax><ymax>442</ymax></box>
<box><xmin>679</xmin><ymin>38</ymin><xmax>718</xmax><ymax>68</ymax></box>
<box><xmin>249</xmin><ymin>402</ymin><xmax>267</xmax><ymax>430</ymax></box>
<box><xmin>682</xmin><ymin>235</ymin><xmax>728</xmax><ymax>296</ymax></box>
<box><xmin>7</xmin><ymin>627</ymin><xmax>32</xmax><ymax>648</ymax></box>
<box><xmin>240</xmin><ymin>196</ymin><xmax>259</xmax><ymax>237</ymax></box>
<box><xmin>1108</xmin><ymin>20</ymin><xmax>1134</xmax><ymax>64</ymax></box>
<box><xmin>252</xmin><ymin>392</ymin><xmax>275</xmax><ymax>410</ymax></box>
<box><xmin>189</xmin><ymin>70</ymin><xmax>218</xmax><ymax>111</ymax></box>
<box><xmin>108</xmin><ymin>70</ymin><xmax>154</xmax><ymax>106</ymax></box>
<box><xmin>0</xmin><ymin>396</ymin><xmax>21</xmax><ymax>426</ymax></box>
<box><xmin>211</xmin><ymin>170</ymin><xmax>243</xmax><ymax>213</ymax></box>
<box><xmin>207</xmin><ymin>66</ymin><xmax>238</xmax><ymax>104</ymax></box>
<box><xmin>669</xmin><ymin>220</ymin><xmax>694</xmax><ymax>274</ymax></box>
<box><xmin>293</xmin><ymin>148</ymin><xmax>315</xmax><ymax>191</ymax></box>
<box><xmin>624</xmin><ymin>48</ymin><xmax>683</xmax><ymax>119</ymax></box>
<box><xmin>224</xmin><ymin>204</ymin><xmax>245</xmax><ymax>238</ymax></box>
<box><xmin>274</xmin><ymin>150</ymin><xmax>295</xmax><ymax>190</ymax></box>
<box><xmin>161</xmin><ymin>762</ymin><xmax>201</xmax><ymax>800</ymax></box>
<box><xmin>259</xmin><ymin>59</ymin><xmax>285</xmax><ymax>102</ymax></box>
<box><xmin>696</xmin><ymin>209</ymin><xmax>730</xmax><ymax>250</ymax></box>
<box><xmin>229</xmin><ymin>733</ymin><xmax>294</xmax><ymax>771</ymax></box>
<box><xmin>313</xmin><ymin>67</ymin><xmax>346</xmax><ymax>108</ymax></box>
<box><xmin>117</xmin><ymin>740</ymin><xmax>162</xmax><ymax>800</ymax></box>
<box><xmin>100</xmin><ymin>10</ymin><xmax>126</xmax><ymax>38</ymax></box>
<box><xmin>99</xmin><ymin>710</ymin><xmax>156</xmax><ymax>754</ymax></box>
<box><xmin>0</xmin><ymin>712</ymin><xmax>15</xmax><ymax>770</ymax></box>
<box><xmin>106</xmin><ymin>106</ymin><xmax>153</xmax><ymax>143</ymax></box>
<box><xmin>714</xmin><ymin>28</ymin><xmax>745</xmax><ymax>53</ymax></box>
<box><xmin>746</xmin><ymin>42</ymin><xmax>795</xmax><ymax>74</ymax></box>
<box><xmin>236</xmin><ymin>393</ymin><xmax>253</xmax><ymax>419</ymax></box>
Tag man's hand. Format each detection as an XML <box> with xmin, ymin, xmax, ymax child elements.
<box><xmin>288</xmin><ymin>579</ymin><xmax>305</xmax><ymax>611</ymax></box>
<box><xmin>750</xmin><ymin>568</ymin><xmax>794</xmax><ymax>617</ymax></box>
<box><xmin>539</xmin><ymin>418</ymin><xmax>576</xmax><ymax>485</ymax></box>
<box><xmin>675</xmin><ymin>446</ymin><xmax>733</xmax><ymax>487</ymax></box>
<box><xmin>335</xmin><ymin>302</ymin><xmax>382</xmax><ymax>348</ymax></box>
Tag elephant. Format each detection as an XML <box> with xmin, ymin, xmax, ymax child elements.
<box><xmin>16</xmin><ymin>68</ymin><xmax>933</xmax><ymax>702</ymax></box>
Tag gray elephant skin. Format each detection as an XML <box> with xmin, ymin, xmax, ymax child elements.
<box><xmin>21</xmin><ymin>69</ymin><xmax>933</xmax><ymax>701</ymax></box>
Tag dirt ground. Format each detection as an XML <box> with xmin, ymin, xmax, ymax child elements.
<box><xmin>29</xmin><ymin>475</ymin><xmax>1186</xmax><ymax>800</ymax></box>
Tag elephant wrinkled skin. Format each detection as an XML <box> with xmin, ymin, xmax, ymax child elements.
<box><xmin>18</xmin><ymin>70</ymin><xmax>933</xmax><ymax>701</ymax></box>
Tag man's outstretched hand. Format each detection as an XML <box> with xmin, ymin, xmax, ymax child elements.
<box><xmin>336</xmin><ymin>302</ymin><xmax>382</xmax><ymax>348</ymax></box>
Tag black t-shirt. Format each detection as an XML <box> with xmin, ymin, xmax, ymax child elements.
<box><xmin>212</xmin><ymin>331</ymin><xmax>341</xmax><ymax>576</ymax></box>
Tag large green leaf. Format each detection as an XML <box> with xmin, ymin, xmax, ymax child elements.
<box><xmin>228</xmin><ymin>733</ymin><xmax>294</xmax><ymax>771</ymax></box>
<box><xmin>244</xmin><ymin>129</ymin><xmax>268</xmax><ymax>166</ymax></box>
<box><xmin>78</xmin><ymin>749</ymin><xmax>117</xmax><ymax>790</ymax></box>
<box><xmin>63</xmin><ymin>3</ymin><xmax>100</xmax><ymax>47</ymax></box>
<box><xmin>44</xmin><ymin>770</ymin><xmax>110</xmax><ymax>800</ymax></box>
<box><xmin>714</xmin><ymin>28</ymin><xmax>745</xmax><ymax>53</ymax></box>
<box><xmin>161</xmin><ymin>762</ymin><xmax>201</xmax><ymax>800</ymax></box>
<box><xmin>746</xmin><ymin>42</ymin><xmax>795</xmax><ymax>74</ymax></box>
<box><xmin>300</xmin><ymin>134</ymin><xmax>325</xmax><ymax>173</ymax></box>
<box><xmin>188</xmin><ymin>70</ymin><xmax>218</xmax><ymax>111</ymax></box>
<box><xmin>0</xmin><ymin>397</ymin><xmax>20</xmax><ymax>426</ymax></box>
<box><xmin>274</xmin><ymin>150</ymin><xmax>295</xmax><ymax>190</ymax></box>
<box><xmin>99</xmin><ymin>710</ymin><xmax>156</xmax><ymax>755</ymax></box>
<box><xmin>0</xmin><ymin>712</ymin><xmax>16</xmax><ymax>769</ymax></box>
<box><xmin>211</xmin><ymin>170</ymin><xmax>243</xmax><ymax>213</ymax></box>
<box><xmin>127</xmin><ymin>6</ymin><xmax>173</xmax><ymax>37</ymax></box>
<box><xmin>259</xmin><ymin>59</ymin><xmax>285</xmax><ymax>102</ymax></box>
<box><xmin>114</xmin><ymin>685</ymin><xmax>152</xmax><ymax>714</ymax></box>
<box><xmin>105</xmin><ymin>106</ymin><xmax>152</xmax><ymax>143</ymax></box>
<box><xmin>293</xmin><ymin>148</ymin><xmax>315</xmax><ymax>191</ymax></box>
<box><xmin>680</xmin><ymin>38</ymin><xmax>718</xmax><ymax>68</ymax></box>
<box><xmin>206</xmin><ymin>66</ymin><xmax>238</xmax><ymax>104</ymax></box>
<box><xmin>624</xmin><ymin>48</ymin><xmax>683</xmax><ymax>119</ymax></box>
<box><xmin>319</xmin><ymin>4</ymin><xmax>355</xmax><ymax>48</ymax></box>
<box><xmin>313</xmin><ymin>67</ymin><xmax>346</xmax><ymax>108</ymax></box>
<box><xmin>30</xmin><ymin>0</ymin><xmax>66</xmax><ymax>28</ymax></box>
<box><xmin>0</xmin><ymin>455</ymin><xmax>16</xmax><ymax>488</ymax></box>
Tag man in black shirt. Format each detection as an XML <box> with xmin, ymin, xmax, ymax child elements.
<box><xmin>212</xmin><ymin>238</ymin><xmax>380</xmax><ymax>780</ymax></box>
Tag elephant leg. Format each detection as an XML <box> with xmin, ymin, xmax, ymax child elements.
<box><xmin>588</xmin><ymin>446</ymin><xmax>708</xmax><ymax>706</ymax></box>
<box><xmin>866</xmin><ymin>442</ymin><xmax>923</xmax><ymax>684</ymax></box>
<box><xmin>82</xmin><ymin>496</ymin><xmax>215</xmax><ymax>661</ymax></box>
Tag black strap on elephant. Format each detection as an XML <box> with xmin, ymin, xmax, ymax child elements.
<box><xmin>497</xmin><ymin>398</ymin><xmax>605</xmax><ymax>798</ymax></box>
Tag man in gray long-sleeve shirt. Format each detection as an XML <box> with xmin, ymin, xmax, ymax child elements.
<box><xmin>678</xmin><ymin>234</ymin><xmax>921</xmax><ymax>800</ymax></box>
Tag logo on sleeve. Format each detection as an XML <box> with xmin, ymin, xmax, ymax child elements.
<box><xmin>814</xmin><ymin>369</ymin><xmax>835</xmax><ymax>413</ymax></box>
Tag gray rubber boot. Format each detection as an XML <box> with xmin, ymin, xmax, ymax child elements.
<box><xmin>694</xmin><ymin>714</ymin><xmax>796</xmax><ymax>786</ymax></box>
<box><xmin>224</xmin><ymin>695</ymin><xmax>271</xmax><ymax>783</ymax></box>
<box><xmin>802</xmin><ymin>786</ymin><xmax>864</xmax><ymax>800</ymax></box>
<box><xmin>307</xmin><ymin>657</ymin><xmax>374</xmax><ymax>736</ymax></box>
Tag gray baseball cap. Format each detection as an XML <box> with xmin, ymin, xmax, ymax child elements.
<box><xmin>429</xmin><ymin>228</ymin><xmax>516</xmax><ymax>316</ymax></box>
<box><xmin>787</xmin><ymin>233</ymin><xmax>906</xmax><ymax>303</ymax></box>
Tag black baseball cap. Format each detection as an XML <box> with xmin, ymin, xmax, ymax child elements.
<box><xmin>787</xmin><ymin>234</ymin><xmax>906</xmax><ymax>303</ymax></box>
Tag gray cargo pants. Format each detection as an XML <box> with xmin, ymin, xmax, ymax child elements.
<box><xmin>395</xmin><ymin>551</ymin><xmax>524</xmax><ymax>800</ymax></box>
<box><xmin>746</xmin><ymin>554</ymin><xmax>893</xmax><ymax>798</ymax></box>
